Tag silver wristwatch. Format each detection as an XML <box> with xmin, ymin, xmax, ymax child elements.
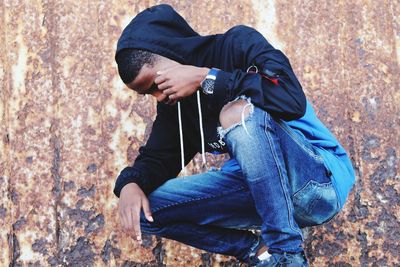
<box><xmin>200</xmin><ymin>68</ymin><xmax>219</xmax><ymax>95</ymax></box>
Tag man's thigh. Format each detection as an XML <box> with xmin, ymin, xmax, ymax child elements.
<box><xmin>274</xmin><ymin>120</ymin><xmax>340</xmax><ymax>226</ymax></box>
<box><xmin>144</xmin><ymin>169</ymin><xmax>262</xmax><ymax>229</ymax></box>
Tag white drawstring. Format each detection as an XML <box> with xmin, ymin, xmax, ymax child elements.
<box><xmin>196</xmin><ymin>91</ymin><xmax>207</xmax><ymax>167</ymax></box>
<box><xmin>177</xmin><ymin>92</ymin><xmax>207</xmax><ymax>177</ymax></box>
<box><xmin>177</xmin><ymin>101</ymin><xmax>186</xmax><ymax>176</ymax></box>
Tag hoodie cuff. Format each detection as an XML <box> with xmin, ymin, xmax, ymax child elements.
<box><xmin>213</xmin><ymin>70</ymin><xmax>232</xmax><ymax>106</ymax></box>
<box><xmin>113</xmin><ymin>167</ymin><xmax>144</xmax><ymax>198</ymax></box>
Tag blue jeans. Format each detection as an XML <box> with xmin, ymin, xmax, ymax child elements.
<box><xmin>140</xmin><ymin>106</ymin><xmax>339</xmax><ymax>261</ymax></box>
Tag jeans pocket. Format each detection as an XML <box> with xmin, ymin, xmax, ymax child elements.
<box><xmin>293</xmin><ymin>180</ymin><xmax>339</xmax><ymax>227</ymax></box>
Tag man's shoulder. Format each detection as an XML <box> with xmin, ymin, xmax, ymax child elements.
<box><xmin>222</xmin><ymin>25</ymin><xmax>264</xmax><ymax>45</ymax></box>
<box><xmin>224</xmin><ymin>25</ymin><xmax>258</xmax><ymax>36</ymax></box>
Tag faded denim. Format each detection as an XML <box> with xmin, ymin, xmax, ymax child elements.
<box><xmin>140</xmin><ymin>106</ymin><xmax>339</xmax><ymax>261</ymax></box>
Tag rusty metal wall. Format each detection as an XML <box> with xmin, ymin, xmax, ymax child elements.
<box><xmin>0</xmin><ymin>0</ymin><xmax>399</xmax><ymax>266</ymax></box>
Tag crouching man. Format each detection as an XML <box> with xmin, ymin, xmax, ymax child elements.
<box><xmin>113</xmin><ymin>4</ymin><xmax>355</xmax><ymax>266</ymax></box>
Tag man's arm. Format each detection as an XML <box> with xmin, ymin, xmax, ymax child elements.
<box><xmin>211</xmin><ymin>25</ymin><xmax>306</xmax><ymax>121</ymax></box>
<box><xmin>113</xmin><ymin>103</ymin><xmax>197</xmax><ymax>197</ymax></box>
<box><xmin>154</xmin><ymin>26</ymin><xmax>306</xmax><ymax>121</ymax></box>
<box><xmin>118</xmin><ymin>182</ymin><xmax>152</xmax><ymax>242</ymax></box>
<box><xmin>154</xmin><ymin>65</ymin><xmax>209</xmax><ymax>105</ymax></box>
<box><xmin>115</xmin><ymin>103</ymin><xmax>197</xmax><ymax>241</ymax></box>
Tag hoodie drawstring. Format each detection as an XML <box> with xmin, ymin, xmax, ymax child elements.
<box><xmin>177</xmin><ymin>90</ymin><xmax>207</xmax><ymax>176</ymax></box>
<box><xmin>177</xmin><ymin>101</ymin><xmax>186</xmax><ymax>176</ymax></box>
<box><xmin>196</xmin><ymin>91</ymin><xmax>207</xmax><ymax>166</ymax></box>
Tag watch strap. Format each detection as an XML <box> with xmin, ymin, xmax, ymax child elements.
<box><xmin>200</xmin><ymin>68</ymin><xmax>219</xmax><ymax>95</ymax></box>
<box><xmin>206</xmin><ymin>68</ymin><xmax>219</xmax><ymax>80</ymax></box>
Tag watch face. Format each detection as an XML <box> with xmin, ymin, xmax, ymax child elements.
<box><xmin>202</xmin><ymin>79</ymin><xmax>214</xmax><ymax>94</ymax></box>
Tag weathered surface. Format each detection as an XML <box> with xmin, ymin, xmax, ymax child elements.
<box><xmin>1</xmin><ymin>0</ymin><xmax>398</xmax><ymax>266</ymax></box>
<box><xmin>0</xmin><ymin>0</ymin><xmax>11</xmax><ymax>264</ymax></box>
<box><xmin>274</xmin><ymin>1</ymin><xmax>399</xmax><ymax>266</ymax></box>
<box><xmin>2</xmin><ymin>1</ymin><xmax>58</xmax><ymax>266</ymax></box>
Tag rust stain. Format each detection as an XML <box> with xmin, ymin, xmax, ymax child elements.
<box><xmin>1</xmin><ymin>0</ymin><xmax>399</xmax><ymax>266</ymax></box>
<box><xmin>274</xmin><ymin>0</ymin><xmax>400</xmax><ymax>266</ymax></box>
<box><xmin>0</xmin><ymin>0</ymin><xmax>12</xmax><ymax>264</ymax></box>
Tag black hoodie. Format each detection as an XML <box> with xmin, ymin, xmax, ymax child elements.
<box><xmin>113</xmin><ymin>4</ymin><xmax>306</xmax><ymax>197</ymax></box>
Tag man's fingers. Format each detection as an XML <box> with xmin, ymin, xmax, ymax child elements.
<box><xmin>157</xmin><ymin>82</ymin><xmax>170</xmax><ymax>90</ymax></box>
<box><xmin>154</xmin><ymin>74</ymin><xmax>167</xmax><ymax>85</ymax></box>
<box><xmin>119</xmin><ymin>204</ymin><xmax>131</xmax><ymax>233</ymax></box>
<box><xmin>126</xmin><ymin>208</ymin><xmax>135</xmax><ymax>233</ymax></box>
<box><xmin>165</xmin><ymin>98</ymin><xmax>174</xmax><ymax>105</ymax></box>
<box><xmin>162</xmin><ymin>88</ymin><xmax>175</xmax><ymax>96</ymax></box>
<box><xmin>141</xmin><ymin>197</ymin><xmax>154</xmax><ymax>222</ymax></box>
<box><xmin>157</xmin><ymin>65</ymin><xmax>179</xmax><ymax>75</ymax></box>
<box><xmin>157</xmin><ymin>93</ymin><xmax>169</xmax><ymax>103</ymax></box>
<box><xmin>119</xmin><ymin>211</ymin><xmax>128</xmax><ymax>232</ymax></box>
<box><xmin>132</xmin><ymin>207</ymin><xmax>142</xmax><ymax>242</ymax></box>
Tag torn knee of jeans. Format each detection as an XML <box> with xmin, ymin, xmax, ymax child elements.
<box><xmin>217</xmin><ymin>96</ymin><xmax>254</xmax><ymax>140</ymax></box>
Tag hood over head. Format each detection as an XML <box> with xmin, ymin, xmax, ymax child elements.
<box><xmin>116</xmin><ymin>4</ymin><xmax>215</xmax><ymax>64</ymax></box>
<box><xmin>116</xmin><ymin>4</ymin><xmax>212</xmax><ymax>174</ymax></box>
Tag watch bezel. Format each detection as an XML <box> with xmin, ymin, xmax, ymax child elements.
<box><xmin>200</xmin><ymin>68</ymin><xmax>219</xmax><ymax>95</ymax></box>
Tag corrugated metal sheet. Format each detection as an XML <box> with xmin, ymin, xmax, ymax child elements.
<box><xmin>0</xmin><ymin>0</ymin><xmax>398</xmax><ymax>266</ymax></box>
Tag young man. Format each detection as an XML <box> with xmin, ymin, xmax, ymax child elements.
<box><xmin>113</xmin><ymin>4</ymin><xmax>355</xmax><ymax>267</ymax></box>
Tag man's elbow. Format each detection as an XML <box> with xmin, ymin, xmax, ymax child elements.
<box><xmin>296</xmin><ymin>95</ymin><xmax>307</xmax><ymax>118</ymax></box>
<box><xmin>282</xmin><ymin>96</ymin><xmax>306</xmax><ymax>121</ymax></box>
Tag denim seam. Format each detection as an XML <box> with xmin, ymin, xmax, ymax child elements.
<box><xmin>276</xmin><ymin>121</ymin><xmax>324</xmax><ymax>163</ymax></box>
<box><xmin>293</xmin><ymin>180</ymin><xmax>338</xmax><ymax>218</ymax></box>
<box><xmin>293</xmin><ymin>180</ymin><xmax>334</xmax><ymax>197</ymax></box>
<box><xmin>264</xmin><ymin>115</ymin><xmax>304</xmax><ymax>240</ymax></box>
<box><xmin>151</xmin><ymin>185</ymin><xmax>248</xmax><ymax>213</ymax></box>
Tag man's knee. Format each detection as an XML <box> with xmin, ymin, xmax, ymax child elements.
<box><xmin>219</xmin><ymin>99</ymin><xmax>252</xmax><ymax>129</ymax></box>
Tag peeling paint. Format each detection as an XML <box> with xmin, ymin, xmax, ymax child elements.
<box><xmin>101</xmin><ymin>238</ymin><xmax>122</xmax><ymax>264</ymax></box>
<box><xmin>61</xmin><ymin>236</ymin><xmax>96</xmax><ymax>266</ymax></box>
<box><xmin>251</xmin><ymin>0</ymin><xmax>285</xmax><ymax>50</ymax></box>
<box><xmin>11</xmin><ymin>34</ymin><xmax>28</xmax><ymax>96</ymax></box>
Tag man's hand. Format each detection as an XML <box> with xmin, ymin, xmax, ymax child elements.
<box><xmin>155</xmin><ymin>64</ymin><xmax>209</xmax><ymax>105</ymax></box>
<box><xmin>118</xmin><ymin>183</ymin><xmax>153</xmax><ymax>242</ymax></box>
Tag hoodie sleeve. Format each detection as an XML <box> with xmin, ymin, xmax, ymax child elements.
<box><xmin>113</xmin><ymin>103</ymin><xmax>197</xmax><ymax>197</ymax></box>
<box><xmin>212</xmin><ymin>26</ymin><xmax>306</xmax><ymax>121</ymax></box>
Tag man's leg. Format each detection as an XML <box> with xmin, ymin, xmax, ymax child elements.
<box><xmin>139</xmin><ymin>169</ymin><xmax>264</xmax><ymax>262</ymax></box>
<box><xmin>218</xmin><ymin>98</ymin><xmax>339</xmax><ymax>263</ymax></box>
<box><xmin>219</xmin><ymin>99</ymin><xmax>304</xmax><ymax>254</ymax></box>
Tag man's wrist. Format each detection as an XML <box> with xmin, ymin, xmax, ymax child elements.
<box><xmin>198</xmin><ymin>67</ymin><xmax>210</xmax><ymax>86</ymax></box>
<box><xmin>121</xmin><ymin>182</ymin><xmax>141</xmax><ymax>194</ymax></box>
<box><xmin>200</xmin><ymin>68</ymin><xmax>219</xmax><ymax>95</ymax></box>
<box><xmin>126</xmin><ymin>182</ymin><xmax>140</xmax><ymax>189</ymax></box>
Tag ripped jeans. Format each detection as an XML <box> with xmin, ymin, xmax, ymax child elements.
<box><xmin>139</xmin><ymin>106</ymin><xmax>339</xmax><ymax>261</ymax></box>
